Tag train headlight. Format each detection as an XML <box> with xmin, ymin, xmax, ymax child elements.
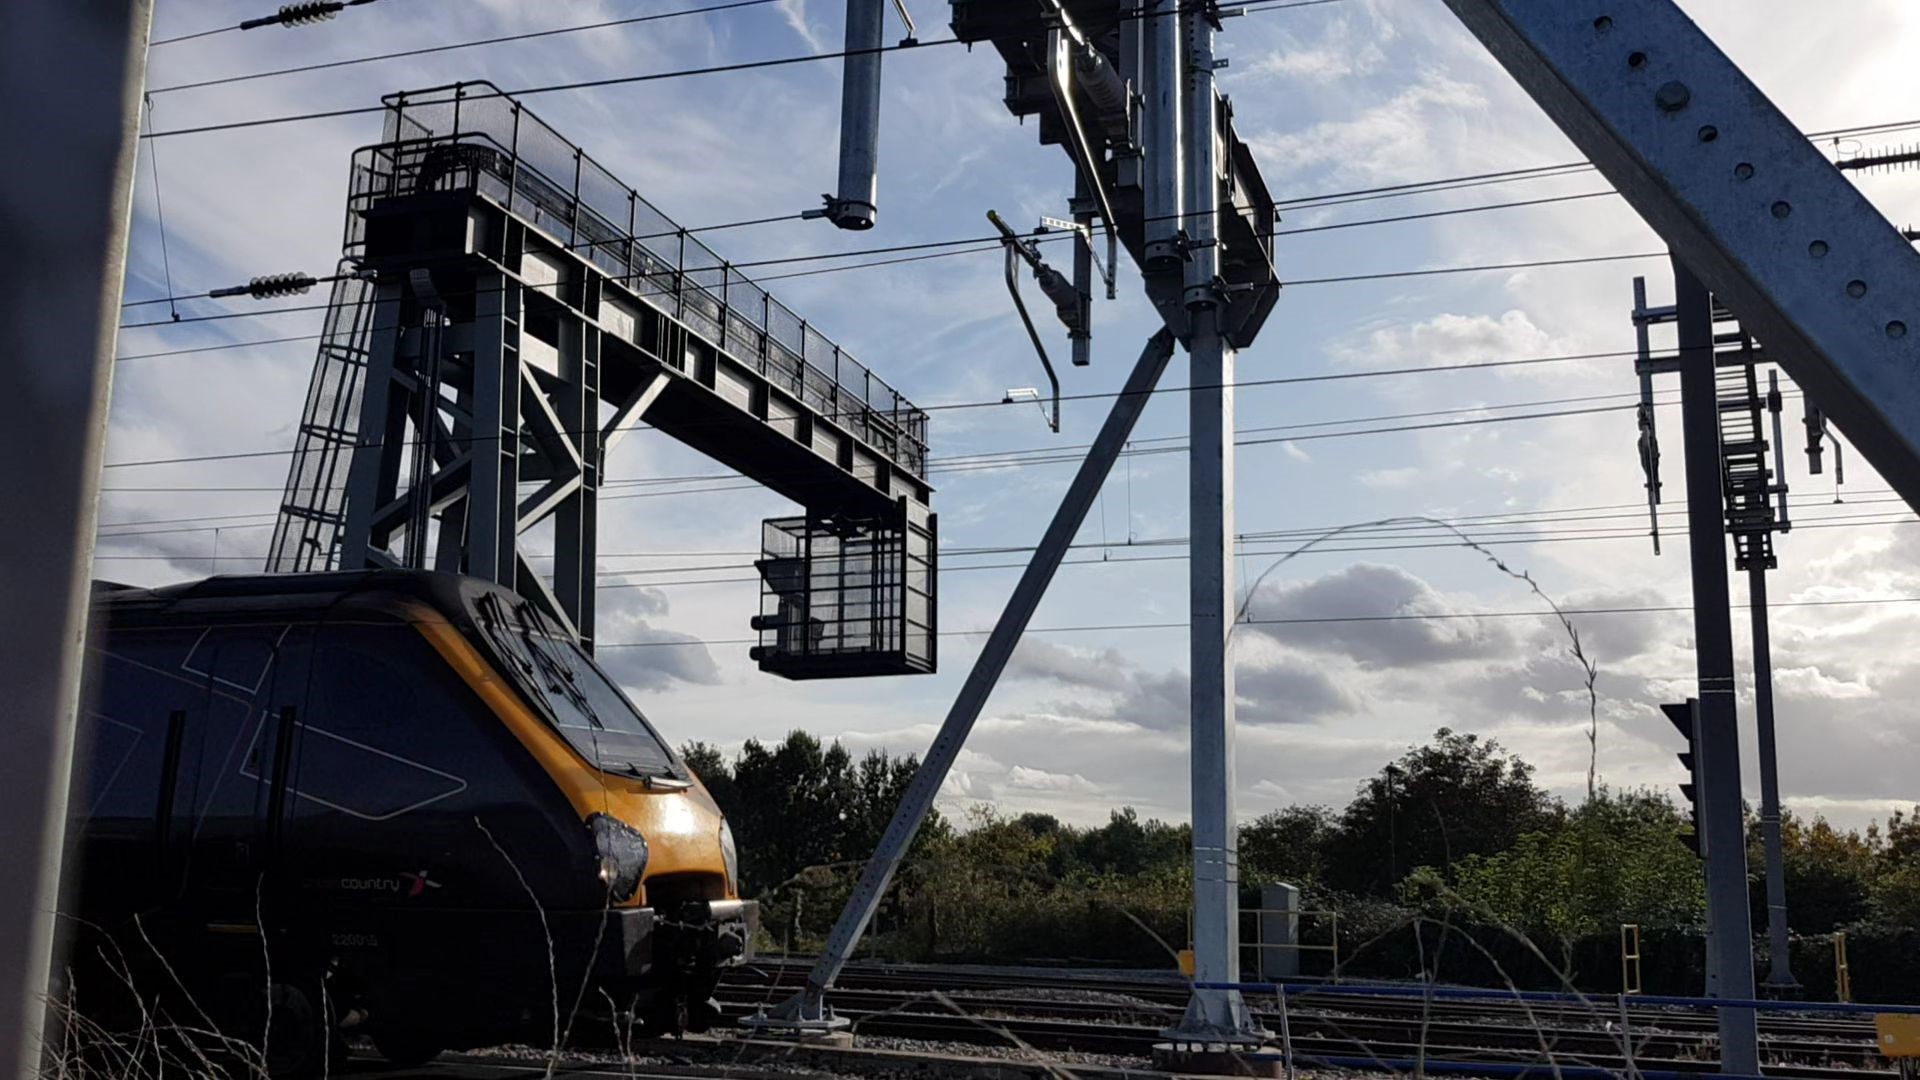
<box><xmin>718</xmin><ymin>819</ymin><xmax>739</xmax><ymax>891</ymax></box>
<box><xmin>588</xmin><ymin>813</ymin><xmax>647</xmax><ymax>902</ymax></box>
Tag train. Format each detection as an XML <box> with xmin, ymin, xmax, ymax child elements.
<box><xmin>61</xmin><ymin>569</ymin><xmax>756</xmax><ymax>1074</ymax></box>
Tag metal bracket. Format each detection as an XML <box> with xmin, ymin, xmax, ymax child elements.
<box><xmin>989</xmin><ymin>210</ymin><xmax>1061</xmax><ymax>431</ymax></box>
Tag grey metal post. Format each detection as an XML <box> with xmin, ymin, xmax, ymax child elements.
<box><xmin>752</xmin><ymin>330</ymin><xmax>1178</xmax><ymax>1028</ymax></box>
<box><xmin>0</xmin><ymin>1</ymin><xmax>152</xmax><ymax>1075</ymax></box>
<box><xmin>1673</xmin><ymin>257</ymin><xmax>1760</xmax><ymax>1073</ymax></box>
<box><xmin>826</xmin><ymin>0</ymin><xmax>884</xmax><ymax>230</ymax></box>
<box><xmin>1142</xmin><ymin>0</ymin><xmax>1183</xmax><ymax>269</ymax></box>
<box><xmin>1749</xmin><ymin>563</ymin><xmax>1796</xmax><ymax>989</ymax></box>
<box><xmin>1167</xmin><ymin>2</ymin><xmax>1262</xmax><ymax>1044</ymax></box>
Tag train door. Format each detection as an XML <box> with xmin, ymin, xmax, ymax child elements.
<box><xmin>165</xmin><ymin>621</ymin><xmax>315</xmax><ymax>968</ymax></box>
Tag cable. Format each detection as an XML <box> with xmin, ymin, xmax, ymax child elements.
<box><xmin>137</xmin><ymin>95</ymin><xmax>182</xmax><ymax>321</ymax></box>
<box><xmin>146</xmin><ymin>0</ymin><xmax>788</xmax><ymax>96</ymax></box>
<box><xmin>115</xmin><ymin>241</ymin><xmax>1662</xmax><ymax>334</ymax></box>
<box><xmin>94</xmin><ymin>348</ymin><xmax>1647</xmax><ymax>472</ymax></box>
<box><xmin>150</xmin><ymin>24</ymin><xmax>242</xmax><ymax>48</ymax></box>
<box><xmin>96</xmin><ymin>341</ymin><xmax>1666</xmax><ymax>472</ymax></box>
<box><xmin>1284</xmin><ymin>251</ymin><xmax>1663</xmax><ymax>288</ymax></box>
<box><xmin>140</xmin><ymin>38</ymin><xmax>970</xmax><ymax>142</ymax></box>
<box><xmin>590</xmin><ymin>593</ymin><xmax>1920</xmax><ymax>649</ymax></box>
<box><xmin>93</xmin><ymin>513</ymin><xmax>1920</xmax><ymax>574</ymax></box>
<box><xmin>1271</xmin><ymin>191</ymin><xmax>1618</xmax><ymax>237</ymax></box>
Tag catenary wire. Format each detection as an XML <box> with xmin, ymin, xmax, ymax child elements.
<box><xmin>591</xmin><ymin>594</ymin><xmax>1920</xmax><ymax>649</ymax></box>
<box><xmin>145</xmin><ymin>0</ymin><xmax>789</xmax><ymax>95</ymax></box>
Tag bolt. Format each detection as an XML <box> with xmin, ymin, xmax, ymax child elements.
<box><xmin>1655</xmin><ymin>81</ymin><xmax>1691</xmax><ymax>112</ymax></box>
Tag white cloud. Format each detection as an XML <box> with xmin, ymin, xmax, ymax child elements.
<box><xmin>1357</xmin><ymin>467</ymin><xmax>1419</xmax><ymax>489</ymax></box>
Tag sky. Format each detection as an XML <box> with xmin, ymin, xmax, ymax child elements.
<box><xmin>106</xmin><ymin>0</ymin><xmax>1920</xmax><ymax>836</ymax></box>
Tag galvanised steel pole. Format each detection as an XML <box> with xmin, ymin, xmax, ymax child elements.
<box><xmin>1674</xmin><ymin>256</ymin><xmax>1761</xmax><ymax>1073</ymax></box>
<box><xmin>1167</xmin><ymin>2</ymin><xmax>1262</xmax><ymax>1045</ymax></box>
<box><xmin>1749</xmin><ymin>563</ymin><xmax>1797</xmax><ymax>990</ymax></box>
<box><xmin>0</xmin><ymin>2</ymin><xmax>152</xmax><ymax>1075</ymax></box>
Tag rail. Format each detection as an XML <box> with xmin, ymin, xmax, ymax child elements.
<box><xmin>340</xmin><ymin>81</ymin><xmax>929</xmax><ymax>477</ymax></box>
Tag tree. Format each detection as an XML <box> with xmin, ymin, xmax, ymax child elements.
<box><xmin>1066</xmin><ymin>807</ymin><xmax>1189</xmax><ymax>877</ymax></box>
<box><xmin>680</xmin><ymin>740</ymin><xmax>737</xmax><ymax>815</ymax></box>
<box><xmin>1770</xmin><ymin>811</ymin><xmax>1877</xmax><ymax>932</ymax></box>
<box><xmin>1328</xmin><ymin>728</ymin><xmax>1557</xmax><ymax>896</ymax></box>
<box><xmin>677</xmin><ymin>733</ymin><xmax>944</xmax><ymax>897</ymax></box>
<box><xmin>1240</xmin><ymin>805</ymin><xmax>1337</xmax><ymax>887</ymax></box>
<box><xmin>1428</xmin><ymin>788</ymin><xmax>1703</xmax><ymax>939</ymax></box>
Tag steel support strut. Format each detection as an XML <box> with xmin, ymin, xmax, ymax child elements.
<box><xmin>1675</xmin><ymin>258</ymin><xmax>1760</xmax><ymax>1073</ymax></box>
<box><xmin>748</xmin><ymin>329</ymin><xmax>1178</xmax><ymax>1030</ymax></box>
<box><xmin>1749</xmin><ymin>564</ymin><xmax>1796</xmax><ymax>989</ymax></box>
<box><xmin>1436</xmin><ymin>0</ymin><xmax>1920</xmax><ymax>512</ymax></box>
<box><xmin>0</xmin><ymin>2</ymin><xmax>153</xmax><ymax>1075</ymax></box>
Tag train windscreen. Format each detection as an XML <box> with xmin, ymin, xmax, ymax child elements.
<box><xmin>472</xmin><ymin>593</ymin><xmax>678</xmax><ymax>777</ymax></box>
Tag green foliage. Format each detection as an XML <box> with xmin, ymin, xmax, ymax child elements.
<box><xmin>1240</xmin><ymin>804</ymin><xmax>1337</xmax><ymax>886</ymax></box>
<box><xmin>678</xmin><ymin>727</ymin><xmax>1917</xmax><ymax>990</ymax></box>
<box><xmin>1417</xmin><ymin>787</ymin><xmax>1704</xmax><ymax>940</ymax></box>
<box><xmin>1326</xmin><ymin>728</ymin><xmax>1557</xmax><ymax>895</ymax></box>
<box><xmin>677</xmin><ymin>730</ymin><xmax>946</xmax><ymax>894</ymax></box>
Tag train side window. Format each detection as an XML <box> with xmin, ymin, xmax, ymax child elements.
<box><xmin>77</xmin><ymin>628</ymin><xmax>206</xmax><ymax>828</ymax></box>
<box><xmin>296</xmin><ymin>626</ymin><xmax>473</xmax><ymax>822</ymax></box>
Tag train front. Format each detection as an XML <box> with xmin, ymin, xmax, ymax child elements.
<box><xmin>448</xmin><ymin>582</ymin><xmax>758</xmax><ymax>1032</ymax></box>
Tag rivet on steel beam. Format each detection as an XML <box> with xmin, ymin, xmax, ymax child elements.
<box><xmin>1655</xmin><ymin>81</ymin><xmax>1692</xmax><ymax>112</ymax></box>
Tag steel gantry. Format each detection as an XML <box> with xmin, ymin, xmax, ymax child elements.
<box><xmin>1633</xmin><ymin>268</ymin><xmax>1801</xmax><ymax>996</ymax></box>
<box><xmin>268</xmin><ymin>84</ymin><xmax>936</xmax><ymax>678</ymax></box>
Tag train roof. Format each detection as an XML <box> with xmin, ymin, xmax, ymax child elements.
<box><xmin>89</xmin><ymin>568</ymin><xmax>516</xmax><ymax>625</ymax></box>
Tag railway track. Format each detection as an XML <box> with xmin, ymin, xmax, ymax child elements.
<box><xmin>717</xmin><ymin>958</ymin><xmax>1894</xmax><ymax>1077</ymax></box>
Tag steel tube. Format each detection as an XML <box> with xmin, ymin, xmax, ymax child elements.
<box><xmin>1749</xmin><ymin>564</ymin><xmax>1796</xmax><ymax>989</ymax></box>
<box><xmin>1181</xmin><ymin>9</ymin><xmax>1218</xmax><ymax>298</ymax></box>
<box><xmin>829</xmin><ymin>0</ymin><xmax>885</xmax><ymax>230</ymax></box>
<box><xmin>1142</xmin><ymin>0</ymin><xmax>1183</xmax><ymax>268</ymax></box>
<box><xmin>1674</xmin><ymin>257</ymin><xmax>1760</xmax><ymax>1073</ymax></box>
<box><xmin>1171</xmin><ymin>303</ymin><xmax>1261</xmax><ymax>1041</ymax></box>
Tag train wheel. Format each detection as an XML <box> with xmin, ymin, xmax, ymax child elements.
<box><xmin>371</xmin><ymin>1026</ymin><xmax>444</xmax><ymax>1068</ymax></box>
<box><xmin>260</xmin><ymin>982</ymin><xmax>328</xmax><ymax>1080</ymax></box>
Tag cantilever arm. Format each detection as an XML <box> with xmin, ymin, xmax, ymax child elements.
<box><xmin>989</xmin><ymin>210</ymin><xmax>1062</xmax><ymax>432</ymax></box>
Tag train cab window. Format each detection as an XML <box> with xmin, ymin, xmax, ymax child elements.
<box><xmin>298</xmin><ymin>626</ymin><xmax>478</xmax><ymax>822</ymax></box>
<box><xmin>472</xmin><ymin>596</ymin><xmax>676</xmax><ymax>778</ymax></box>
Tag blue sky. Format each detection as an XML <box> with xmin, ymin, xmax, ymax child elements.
<box><xmin>106</xmin><ymin>0</ymin><xmax>1920</xmax><ymax>832</ymax></box>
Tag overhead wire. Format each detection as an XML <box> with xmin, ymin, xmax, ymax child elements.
<box><xmin>145</xmin><ymin>0</ymin><xmax>790</xmax><ymax>96</ymax></box>
<box><xmin>95</xmin><ymin>345</ymin><xmax>1659</xmax><ymax>472</ymax></box>
<box><xmin>592</xmin><ymin>593</ymin><xmax>1920</xmax><ymax>650</ymax></box>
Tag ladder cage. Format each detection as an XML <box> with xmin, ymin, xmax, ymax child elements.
<box><xmin>752</xmin><ymin>500</ymin><xmax>936</xmax><ymax>679</ymax></box>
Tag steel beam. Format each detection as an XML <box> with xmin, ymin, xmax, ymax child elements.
<box><xmin>1749</xmin><ymin>564</ymin><xmax>1796</xmax><ymax>990</ymax></box>
<box><xmin>0</xmin><ymin>2</ymin><xmax>151</xmax><ymax>1074</ymax></box>
<box><xmin>1439</xmin><ymin>0</ymin><xmax>1920</xmax><ymax>511</ymax></box>
<box><xmin>750</xmin><ymin>329</ymin><xmax>1177</xmax><ymax>1029</ymax></box>
<box><xmin>1675</xmin><ymin>258</ymin><xmax>1760</xmax><ymax>1073</ymax></box>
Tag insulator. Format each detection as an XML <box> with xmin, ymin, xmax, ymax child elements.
<box><xmin>242</xmin><ymin>1</ymin><xmax>342</xmax><ymax>28</ymax></box>
<box><xmin>1071</xmin><ymin>45</ymin><xmax>1129</xmax><ymax>117</ymax></box>
<box><xmin>277</xmin><ymin>1</ymin><xmax>343</xmax><ymax>25</ymax></box>
<box><xmin>1034</xmin><ymin>264</ymin><xmax>1083</xmax><ymax>325</ymax></box>
<box><xmin>248</xmin><ymin>272</ymin><xmax>318</xmax><ymax>299</ymax></box>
